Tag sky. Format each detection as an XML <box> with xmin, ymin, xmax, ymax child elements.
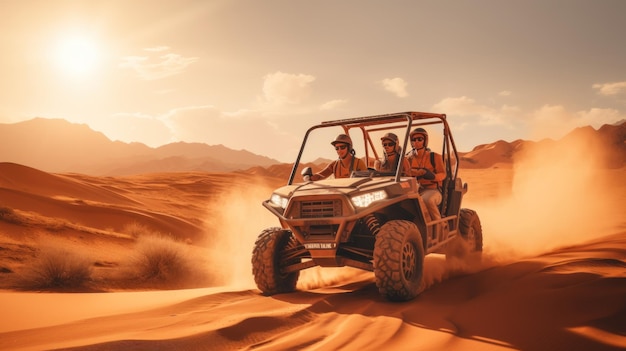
<box><xmin>1</xmin><ymin>0</ymin><xmax>625</xmax><ymax>163</ymax></box>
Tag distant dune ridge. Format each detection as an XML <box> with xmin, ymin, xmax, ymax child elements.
<box><xmin>1</xmin><ymin>118</ymin><xmax>624</xmax><ymax>175</ymax></box>
<box><xmin>458</xmin><ymin>121</ymin><xmax>626</xmax><ymax>169</ymax></box>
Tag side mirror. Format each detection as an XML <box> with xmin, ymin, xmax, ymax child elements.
<box><xmin>301</xmin><ymin>167</ymin><xmax>313</xmax><ymax>181</ymax></box>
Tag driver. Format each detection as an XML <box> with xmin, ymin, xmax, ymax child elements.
<box><xmin>305</xmin><ymin>134</ymin><xmax>367</xmax><ymax>181</ymax></box>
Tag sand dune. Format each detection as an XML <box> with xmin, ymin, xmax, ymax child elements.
<box><xmin>0</xmin><ymin>144</ymin><xmax>625</xmax><ymax>350</ymax></box>
<box><xmin>0</xmin><ymin>234</ymin><xmax>624</xmax><ymax>350</ymax></box>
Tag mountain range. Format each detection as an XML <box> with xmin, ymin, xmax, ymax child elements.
<box><xmin>1</xmin><ymin>118</ymin><xmax>624</xmax><ymax>176</ymax></box>
<box><xmin>0</xmin><ymin>118</ymin><xmax>279</xmax><ymax>175</ymax></box>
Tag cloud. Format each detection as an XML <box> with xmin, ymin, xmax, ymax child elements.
<box><xmin>120</xmin><ymin>47</ymin><xmax>198</xmax><ymax>80</ymax></box>
<box><xmin>160</xmin><ymin>105</ymin><xmax>297</xmax><ymax>160</ymax></box>
<box><xmin>528</xmin><ymin>105</ymin><xmax>624</xmax><ymax>140</ymax></box>
<box><xmin>164</xmin><ymin>105</ymin><xmax>222</xmax><ymax>142</ymax></box>
<box><xmin>527</xmin><ymin>105</ymin><xmax>569</xmax><ymax>139</ymax></box>
<box><xmin>432</xmin><ymin>96</ymin><xmax>519</xmax><ymax>125</ymax></box>
<box><xmin>381</xmin><ymin>77</ymin><xmax>408</xmax><ymax>98</ymax></box>
<box><xmin>261</xmin><ymin>71</ymin><xmax>316</xmax><ymax>107</ymax></box>
<box><xmin>319</xmin><ymin>99</ymin><xmax>347</xmax><ymax>110</ymax></box>
<box><xmin>144</xmin><ymin>46</ymin><xmax>170</xmax><ymax>52</ymax></box>
<box><xmin>96</xmin><ymin>107</ymin><xmax>249</xmax><ymax>149</ymax></box>
<box><xmin>498</xmin><ymin>90</ymin><xmax>512</xmax><ymax>96</ymax></box>
<box><xmin>433</xmin><ymin>96</ymin><xmax>486</xmax><ymax>115</ymax></box>
<box><xmin>96</xmin><ymin>106</ymin><xmax>281</xmax><ymax>152</ymax></box>
<box><xmin>574</xmin><ymin>107</ymin><xmax>622</xmax><ymax>127</ymax></box>
<box><xmin>592</xmin><ymin>81</ymin><xmax>626</xmax><ymax>96</ymax></box>
<box><xmin>91</xmin><ymin>113</ymin><xmax>173</xmax><ymax>147</ymax></box>
<box><xmin>94</xmin><ymin>68</ymin><xmax>339</xmax><ymax>161</ymax></box>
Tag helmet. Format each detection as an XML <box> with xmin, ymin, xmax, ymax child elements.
<box><xmin>331</xmin><ymin>134</ymin><xmax>352</xmax><ymax>147</ymax></box>
<box><xmin>410</xmin><ymin>127</ymin><xmax>428</xmax><ymax>147</ymax></box>
<box><xmin>380</xmin><ymin>132</ymin><xmax>399</xmax><ymax>144</ymax></box>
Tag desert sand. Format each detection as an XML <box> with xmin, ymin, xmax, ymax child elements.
<box><xmin>0</xmin><ymin>140</ymin><xmax>625</xmax><ymax>350</ymax></box>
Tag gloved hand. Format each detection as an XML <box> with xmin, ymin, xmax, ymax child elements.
<box><xmin>301</xmin><ymin>166</ymin><xmax>313</xmax><ymax>182</ymax></box>
<box><xmin>421</xmin><ymin>169</ymin><xmax>435</xmax><ymax>180</ymax></box>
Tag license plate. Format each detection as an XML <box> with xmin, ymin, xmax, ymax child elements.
<box><xmin>304</xmin><ymin>243</ymin><xmax>336</xmax><ymax>249</ymax></box>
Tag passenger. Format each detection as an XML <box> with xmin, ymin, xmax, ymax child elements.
<box><xmin>305</xmin><ymin>134</ymin><xmax>367</xmax><ymax>181</ymax></box>
<box><xmin>374</xmin><ymin>132</ymin><xmax>411</xmax><ymax>175</ymax></box>
<box><xmin>406</xmin><ymin>128</ymin><xmax>447</xmax><ymax>222</ymax></box>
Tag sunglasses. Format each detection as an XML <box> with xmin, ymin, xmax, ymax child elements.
<box><xmin>334</xmin><ymin>145</ymin><xmax>348</xmax><ymax>150</ymax></box>
<box><xmin>411</xmin><ymin>137</ymin><xmax>425</xmax><ymax>142</ymax></box>
<box><xmin>382</xmin><ymin>142</ymin><xmax>395</xmax><ymax>147</ymax></box>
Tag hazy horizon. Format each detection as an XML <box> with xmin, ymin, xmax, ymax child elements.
<box><xmin>1</xmin><ymin>0</ymin><xmax>625</xmax><ymax>162</ymax></box>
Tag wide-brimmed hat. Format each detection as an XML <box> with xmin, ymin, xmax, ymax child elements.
<box><xmin>331</xmin><ymin>134</ymin><xmax>352</xmax><ymax>147</ymax></box>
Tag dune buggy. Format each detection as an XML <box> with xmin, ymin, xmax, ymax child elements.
<box><xmin>251</xmin><ymin>111</ymin><xmax>483</xmax><ymax>301</ymax></box>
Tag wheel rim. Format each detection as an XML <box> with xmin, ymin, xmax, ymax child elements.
<box><xmin>401</xmin><ymin>242</ymin><xmax>417</xmax><ymax>280</ymax></box>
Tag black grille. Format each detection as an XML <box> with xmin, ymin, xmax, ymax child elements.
<box><xmin>308</xmin><ymin>224</ymin><xmax>339</xmax><ymax>236</ymax></box>
<box><xmin>300</xmin><ymin>200</ymin><xmax>342</xmax><ymax>218</ymax></box>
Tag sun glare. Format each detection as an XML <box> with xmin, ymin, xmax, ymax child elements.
<box><xmin>53</xmin><ymin>35</ymin><xmax>100</xmax><ymax>76</ymax></box>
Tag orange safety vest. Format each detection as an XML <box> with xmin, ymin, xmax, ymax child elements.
<box><xmin>408</xmin><ymin>149</ymin><xmax>444</xmax><ymax>189</ymax></box>
<box><xmin>317</xmin><ymin>155</ymin><xmax>367</xmax><ymax>179</ymax></box>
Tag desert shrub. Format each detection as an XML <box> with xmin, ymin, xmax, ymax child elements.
<box><xmin>0</xmin><ymin>206</ymin><xmax>13</xmax><ymax>217</ymax></box>
<box><xmin>128</xmin><ymin>234</ymin><xmax>196</xmax><ymax>287</ymax></box>
<box><xmin>123</xmin><ymin>221</ymin><xmax>154</xmax><ymax>238</ymax></box>
<box><xmin>0</xmin><ymin>206</ymin><xmax>22</xmax><ymax>225</ymax></box>
<box><xmin>0</xmin><ymin>207</ymin><xmax>68</xmax><ymax>230</ymax></box>
<box><xmin>42</xmin><ymin>217</ymin><xmax>68</xmax><ymax>232</ymax></box>
<box><xmin>19</xmin><ymin>245</ymin><xmax>92</xmax><ymax>290</ymax></box>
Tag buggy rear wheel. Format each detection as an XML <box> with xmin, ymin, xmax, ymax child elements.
<box><xmin>446</xmin><ymin>208</ymin><xmax>483</xmax><ymax>261</ymax></box>
<box><xmin>373</xmin><ymin>220</ymin><xmax>425</xmax><ymax>301</ymax></box>
<box><xmin>251</xmin><ymin>227</ymin><xmax>300</xmax><ymax>295</ymax></box>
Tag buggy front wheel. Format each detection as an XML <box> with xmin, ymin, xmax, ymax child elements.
<box><xmin>373</xmin><ymin>220</ymin><xmax>425</xmax><ymax>302</ymax></box>
<box><xmin>251</xmin><ymin>227</ymin><xmax>300</xmax><ymax>295</ymax></box>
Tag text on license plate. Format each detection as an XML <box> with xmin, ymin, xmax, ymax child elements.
<box><xmin>304</xmin><ymin>243</ymin><xmax>336</xmax><ymax>249</ymax></box>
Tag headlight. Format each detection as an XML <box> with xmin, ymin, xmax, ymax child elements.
<box><xmin>351</xmin><ymin>190</ymin><xmax>387</xmax><ymax>208</ymax></box>
<box><xmin>270</xmin><ymin>193</ymin><xmax>289</xmax><ymax>208</ymax></box>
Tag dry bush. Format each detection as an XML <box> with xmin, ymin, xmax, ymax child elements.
<box><xmin>123</xmin><ymin>221</ymin><xmax>154</xmax><ymax>238</ymax></box>
<box><xmin>18</xmin><ymin>245</ymin><xmax>93</xmax><ymax>290</ymax></box>
<box><xmin>0</xmin><ymin>206</ymin><xmax>14</xmax><ymax>217</ymax></box>
<box><xmin>0</xmin><ymin>207</ymin><xmax>67</xmax><ymax>231</ymax></box>
<box><xmin>0</xmin><ymin>206</ymin><xmax>23</xmax><ymax>225</ymax></box>
<box><xmin>127</xmin><ymin>234</ymin><xmax>200</xmax><ymax>288</ymax></box>
<box><xmin>38</xmin><ymin>216</ymin><xmax>67</xmax><ymax>232</ymax></box>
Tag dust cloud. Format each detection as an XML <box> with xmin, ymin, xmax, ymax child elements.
<box><xmin>469</xmin><ymin>133</ymin><xmax>620</xmax><ymax>259</ymax></box>
<box><xmin>297</xmin><ymin>266</ymin><xmax>368</xmax><ymax>291</ymax></box>
<box><xmin>203</xmin><ymin>180</ymin><xmax>279</xmax><ymax>289</ymax></box>
<box><xmin>203</xmin><ymin>180</ymin><xmax>370</xmax><ymax>291</ymax></box>
<box><xmin>416</xmin><ymin>131</ymin><xmax>623</xmax><ymax>289</ymax></box>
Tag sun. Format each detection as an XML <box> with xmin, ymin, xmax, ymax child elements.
<box><xmin>53</xmin><ymin>35</ymin><xmax>100</xmax><ymax>76</ymax></box>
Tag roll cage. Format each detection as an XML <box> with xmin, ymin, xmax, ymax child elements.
<box><xmin>287</xmin><ymin>111</ymin><xmax>460</xmax><ymax>185</ymax></box>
